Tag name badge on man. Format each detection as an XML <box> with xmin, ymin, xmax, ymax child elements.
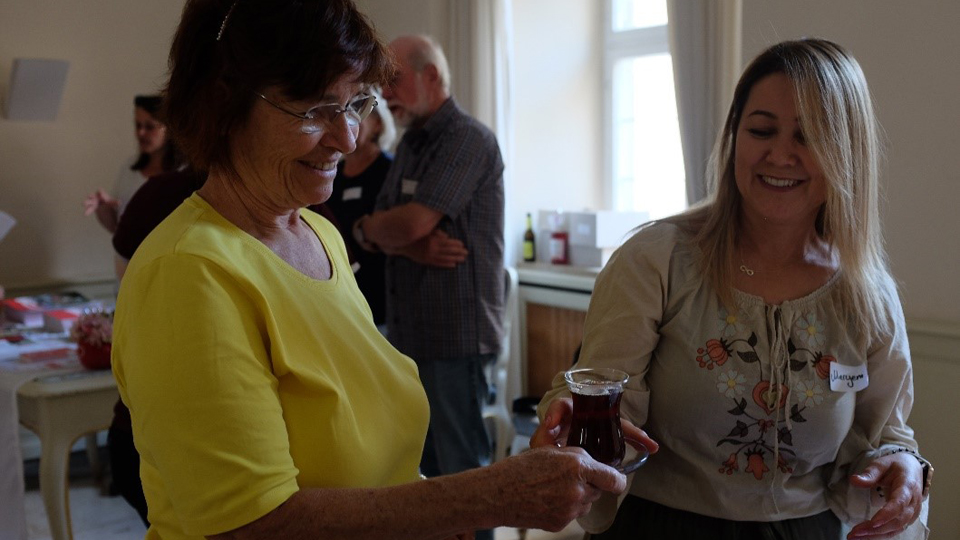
<box><xmin>401</xmin><ymin>179</ymin><xmax>418</xmax><ymax>195</ymax></box>
<box><xmin>830</xmin><ymin>363</ymin><xmax>869</xmax><ymax>392</ymax></box>
<box><xmin>342</xmin><ymin>187</ymin><xmax>362</xmax><ymax>201</ymax></box>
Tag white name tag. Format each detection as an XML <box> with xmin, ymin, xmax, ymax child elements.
<box><xmin>342</xmin><ymin>187</ymin><xmax>362</xmax><ymax>201</ymax></box>
<box><xmin>830</xmin><ymin>363</ymin><xmax>869</xmax><ymax>392</ymax></box>
<box><xmin>401</xmin><ymin>179</ymin><xmax>418</xmax><ymax>195</ymax></box>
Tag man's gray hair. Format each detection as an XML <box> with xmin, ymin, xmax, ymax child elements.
<box><xmin>408</xmin><ymin>35</ymin><xmax>451</xmax><ymax>94</ymax></box>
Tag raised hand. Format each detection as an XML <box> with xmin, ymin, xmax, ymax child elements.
<box><xmin>83</xmin><ymin>189</ymin><xmax>120</xmax><ymax>232</ymax></box>
<box><xmin>531</xmin><ymin>397</ymin><xmax>659</xmax><ymax>455</ymax></box>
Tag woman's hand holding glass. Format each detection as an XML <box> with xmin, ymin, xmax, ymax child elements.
<box><xmin>531</xmin><ymin>397</ymin><xmax>659</xmax><ymax>460</ymax></box>
<box><xmin>482</xmin><ymin>445</ymin><xmax>628</xmax><ymax>532</ymax></box>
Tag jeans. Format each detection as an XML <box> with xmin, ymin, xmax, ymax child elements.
<box><xmin>416</xmin><ymin>353</ymin><xmax>494</xmax><ymax>540</ymax></box>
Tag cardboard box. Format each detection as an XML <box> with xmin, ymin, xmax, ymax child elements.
<box><xmin>569</xmin><ymin>245</ymin><xmax>617</xmax><ymax>268</ymax></box>
<box><xmin>567</xmin><ymin>211</ymin><xmax>649</xmax><ymax>248</ymax></box>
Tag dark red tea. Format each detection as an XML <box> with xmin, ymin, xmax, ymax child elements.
<box><xmin>566</xmin><ymin>389</ymin><xmax>625</xmax><ymax>466</ymax></box>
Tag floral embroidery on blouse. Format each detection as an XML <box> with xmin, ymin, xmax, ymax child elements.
<box><xmin>705</xmin><ymin>308</ymin><xmax>834</xmax><ymax>480</ymax></box>
<box><xmin>717</xmin><ymin>306</ymin><xmax>745</xmax><ymax>337</ymax></box>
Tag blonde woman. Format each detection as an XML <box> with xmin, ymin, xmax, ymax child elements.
<box><xmin>534</xmin><ymin>39</ymin><xmax>930</xmax><ymax>539</ymax></box>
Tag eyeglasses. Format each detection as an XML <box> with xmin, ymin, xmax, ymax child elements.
<box><xmin>255</xmin><ymin>92</ymin><xmax>377</xmax><ymax>134</ymax></box>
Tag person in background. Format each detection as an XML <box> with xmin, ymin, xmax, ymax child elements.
<box><xmin>532</xmin><ymin>39</ymin><xmax>931</xmax><ymax>540</ymax></box>
<box><xmin>354</xmin><ymin>36</ymin><xmax>506</xmax><ymax>539</ymax></box>
<box><xmin>83</xmin><ymin>95</ymin><xmax>185</xmax><ymax>234</ymax></box>
<box><xmin>316</xmin><ymin>89</ymin><xmax>395</xmax><ymax>328</ymax></box>
<box><xmin>112</xmin><ymin>1</ymin><xmax>630</xmax><ymax>539</ymax></box>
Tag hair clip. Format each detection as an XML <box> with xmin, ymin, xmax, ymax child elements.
<box><xmin>216</xmin><ymin>0</ymin><xmax>239</xmax><ymax>42</ymax></box>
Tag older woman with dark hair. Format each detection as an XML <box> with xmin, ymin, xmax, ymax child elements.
<box><xmin>111</xmin><ymin>1</ymin><xmax>632</xmax><ymax>539</ymax></box>
<box><xmin>534</xmin><ymin>39</ymin><xmax>931</xmax><ymax>539</ymax></box>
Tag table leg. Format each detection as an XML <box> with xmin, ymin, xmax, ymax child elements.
<box><xmin>84</xmin><ymin>432</ymin><xmax>102</xmax><ymax>481</ymax></box>
<box><xmin>39</xmin><ymin>431</ymin><xmax>75</xmax><ymax>540</ymax></box>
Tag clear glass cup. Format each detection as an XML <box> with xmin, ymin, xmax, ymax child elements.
<box><xmin>564</xmin><ymin>367</ymin><xmax>648</xmax><ymax>473</ymax></box>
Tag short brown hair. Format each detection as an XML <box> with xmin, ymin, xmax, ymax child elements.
<box><xmin>163</xmin><ymin>0</ymin><xmax>394</xmax><ymax>172</ymax></box>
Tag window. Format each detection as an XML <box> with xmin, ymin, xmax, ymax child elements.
<box><xmin>604</xmin><ymin>0</ymin><xmax>686</xmax><ymax>219</ymax></box>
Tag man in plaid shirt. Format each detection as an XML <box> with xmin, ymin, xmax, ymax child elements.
<box><xmin>356</xmin><ymin>34</ymin><xmax>504</xmax><ymax>529</ymax></box>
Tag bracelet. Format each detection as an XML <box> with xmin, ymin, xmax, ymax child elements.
<box><xmin>883</xmin><ymin>447</ymin><xmax>933</xmax><ymax>497</ymax></box>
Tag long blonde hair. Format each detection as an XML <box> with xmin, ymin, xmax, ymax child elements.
<box><xmin>668</xmin><ymin>38</ymin><xmax>891</xmax><ymax>343</ymax></box>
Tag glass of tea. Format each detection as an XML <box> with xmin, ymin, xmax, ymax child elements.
<box><xmin>564</xmin><ymin>367</ymin><xmax>648</xmax><ymax>473</ymax></box>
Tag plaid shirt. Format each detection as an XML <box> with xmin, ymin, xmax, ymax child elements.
<box><xmin>376</xmin><ymin>98</ymin><xmax>505</xmax><ymax>360</ymax></box>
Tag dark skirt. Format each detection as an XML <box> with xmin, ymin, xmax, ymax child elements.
<box><xmin>588</xmin><ymin>495</ymin><xmax>841</xmax><ymax>540</ymax></box>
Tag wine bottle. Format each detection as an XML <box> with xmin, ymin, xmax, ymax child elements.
<box><xmin>523</xmin><ymin>213</ymin><xmax>536</xmax><ymax>262</ymax></box>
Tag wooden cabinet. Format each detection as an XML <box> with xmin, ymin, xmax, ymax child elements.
<box><xmin>524</xmin><ymin>303</ymin><xmax>587</xmax><ymax>396</ymax></box>
<box><xmin>517</xmin><ymin>264</ymin><xmax>596</xmax><ymax>398</ymax></box>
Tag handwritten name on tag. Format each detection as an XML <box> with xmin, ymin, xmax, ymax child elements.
<box><xmin>342</xmin><ymin>187</ymin><xmax>362</xmax><ymax>201</ymax></box>
<box><xmin>830</xmin><ymin>363</ymin><xmax>869</xmax><ymax>392</ymax></box>
<box><xmin>401</xmin><ymin>179</ymin><xmax>418</xmax><ymax>195</ymax></box>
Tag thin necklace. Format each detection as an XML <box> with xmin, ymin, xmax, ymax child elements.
<box><xmin>739</xmin><ymin>246</ymin><xmax>756</xmax><ymax>276</ymax></box>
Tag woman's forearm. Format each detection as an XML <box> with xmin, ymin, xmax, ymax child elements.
<box><xmin>208</xmin><ymin>467</ymin><xmax>499</xmax><ymax>540</ymax></box>
<box><xmin>208</xmin><ymin>447</ymin><xmax>626</xmax><ymax>540</ymax></box>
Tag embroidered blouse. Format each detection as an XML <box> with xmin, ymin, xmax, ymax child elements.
<box><xmin>539</xmin><ymin>221</ymin><xmax>924</xmax><ymax>533</ymax></box>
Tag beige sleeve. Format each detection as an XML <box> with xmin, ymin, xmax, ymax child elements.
<box><xmin>826</xmin><ymin>274</ymin><xmax>928</xmax><ymax>536</ymax></box>
<box><xmin>535</xmin><ymin>224</ymin><xmax>678</xmax><ymax>533</ymax></box>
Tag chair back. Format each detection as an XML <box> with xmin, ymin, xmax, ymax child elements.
<box><xmin>483</xmin><ymin>267</ymin><xmax>519</xmax><ymax>462</ymax></box>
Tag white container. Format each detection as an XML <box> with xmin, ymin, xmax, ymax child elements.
<box><xmin>567</xmin><ymin>211</ymin><xmax>649</xmax><ymax>248</ymax></box>
<box><xmin>568</xmin><ymin>245</ymin><xmax>617</xmax><ymax>268</ymax></box>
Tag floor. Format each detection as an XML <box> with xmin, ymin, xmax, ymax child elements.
<box><xmin>23</xmin><ymin>450</ymin><xmax>147</xmax><ymax>540</ymax></box>
<box><xmin>23</xmin><ymin>449</ymin><xmax>585</xmax><ymax>540</ymax></box>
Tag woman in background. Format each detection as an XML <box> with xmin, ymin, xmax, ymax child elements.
<box><xmin>533</xmin><ymin>39</ymin><xmax>931</xmax><ymax>539</ymax></box>
<box><xmin>83</xmin><ymin>95</ymin><xmax>185</xmax><ymax>233</ymax></box>
<box><xmin>322</xmin><ymin>89</ymin><xmax>394</xmax><ymax>327</ymax></box>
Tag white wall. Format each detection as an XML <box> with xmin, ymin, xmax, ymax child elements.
<box><xmin>0</xmin><ymin>1</ymin><xmax>186</xmax><ymax>289</ymax></box>
<box><xmin>509</xmin><ymin>0</ymin><xmax>603</xmax><ymax>263</ymax></box>
<box><xmin>353</xmin><ymin>0</ymin><xmax>448</xmax><ymax>43</ymax></box>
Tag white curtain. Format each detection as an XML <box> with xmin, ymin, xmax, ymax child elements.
<box><xmin>666</xmin><ymin>0</ymin><xmax>741</xmax><ymax>205</ymax></box>
<box><xmin>444</xmin><ymin>0</ymin><xmax>514</xmax><ymax>165</ymax></box>
<box><xmin>444</xmin><ymin>0</ymin><xmax>516</xmax><ymax>260</ymax></box>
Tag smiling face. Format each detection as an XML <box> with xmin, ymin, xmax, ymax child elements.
<box><xmin>134</xmin><ymin>107</ymin><xmax>168</xmax><ymax>155</ymax></box>
<box><xmin>734</xmin><ymin>73</ymin><xmax>827</xmax><ymax>230</ymax></box>
<box><xmin>229</xmin><ymin>73</ymin><xmax>362</xmax><ymax>209</ymax></box>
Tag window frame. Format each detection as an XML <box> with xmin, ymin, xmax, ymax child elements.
<box><xmin>601</xmin><ymin>0</ymin><xmax>675</xmax><ymax>211</ymax></box>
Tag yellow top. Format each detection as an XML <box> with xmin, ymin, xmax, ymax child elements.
<box><xmin>113</xmin><ymin>194</ymin><xmax>429</xmax><ymax>539</ymax></box>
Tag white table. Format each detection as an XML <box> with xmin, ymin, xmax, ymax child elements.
<box><xmin>0</xmin><ymin>336</ymin><xmax>117</xmax><ymax>540</ymax></box>
<box><xmin>17</xmin><ymin>371</ymin><xmax>118</xmax><ymax>540</ymax></box>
